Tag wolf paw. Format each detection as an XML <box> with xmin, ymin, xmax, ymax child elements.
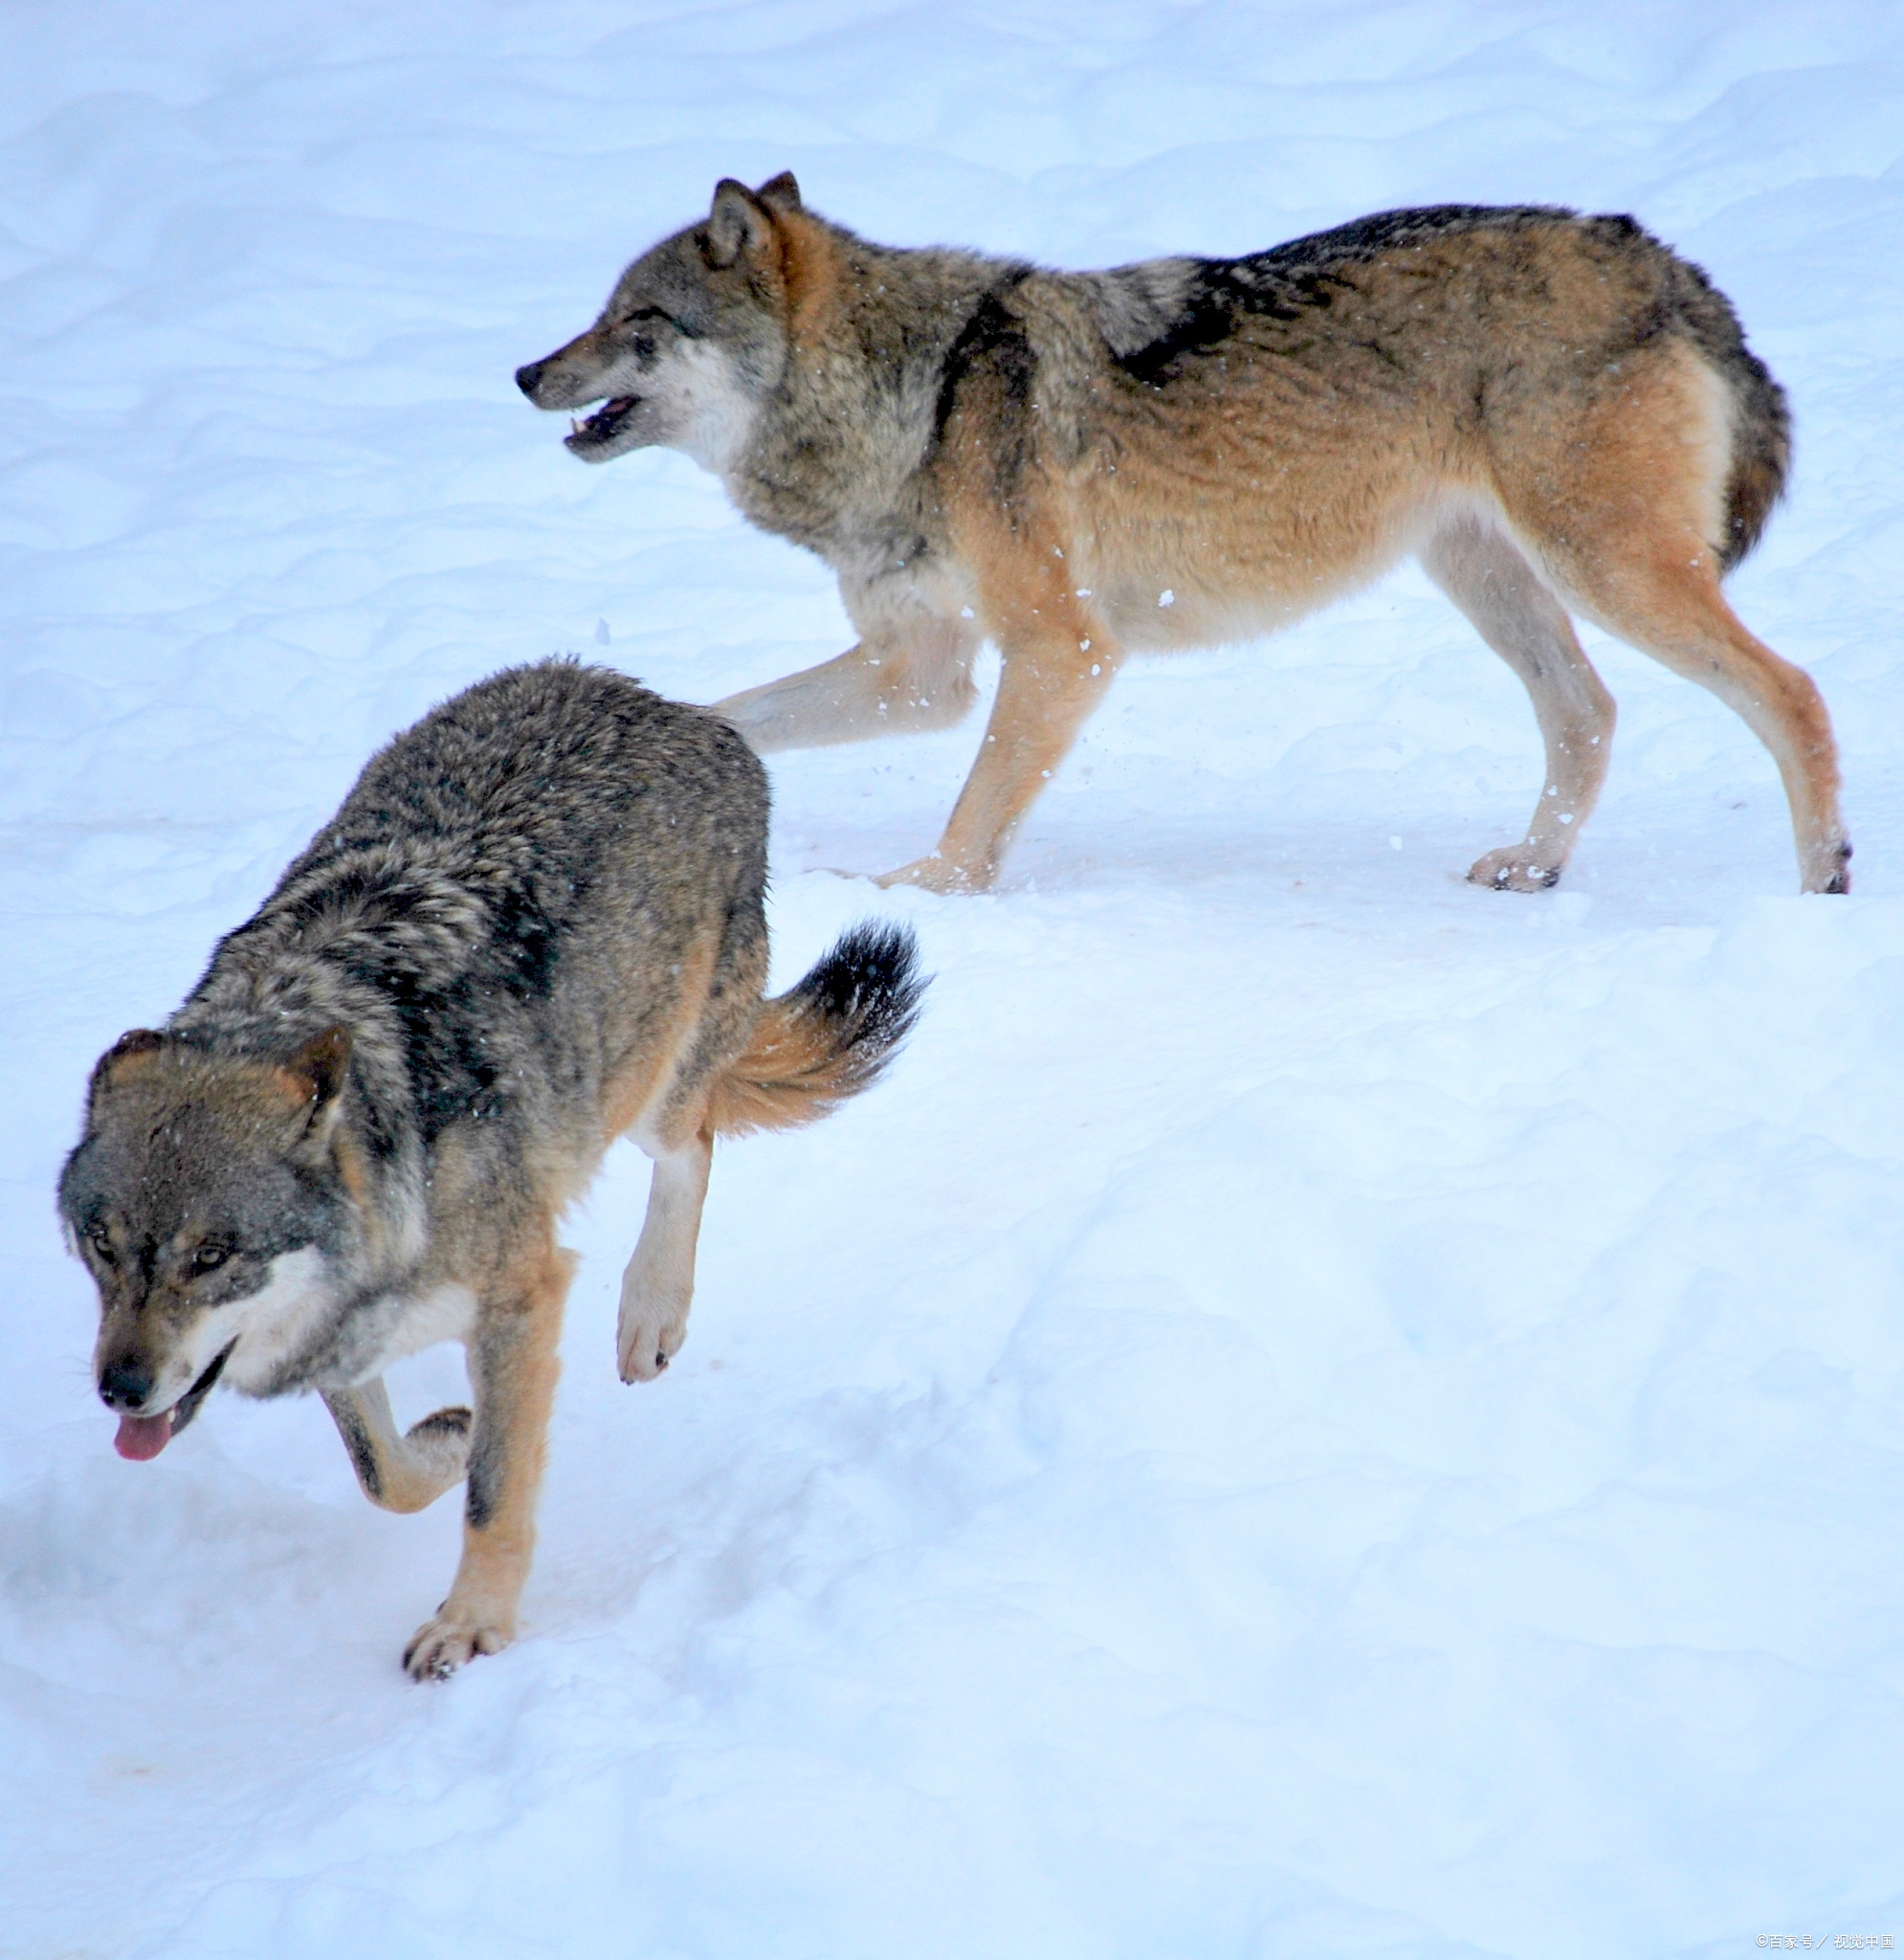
<box><xmin>1812</xmin><ymin>835</ymin><xmax>1853</xmax><ymax>895</ymax></box>
<box><xmin>403</xmin><ymin>1604</ymin><xmax>513</xmax><ymax>1682</ymax></box>
<box><xmin>874</xmin><ymin>853</ymin><xmax>991</xmax><ymax>894</ymax></box>
<box><xmin>617</xmin><ymin>1297</ymin><xmax>688</xmax><ymax>1384</ymax></box>
<box><xmin>1467</xmin><ymin>847</ymin><xmax>1562</xmax><ymax>893</ymax></box>
<box><xmin>403</xmin><ymin>1406</ymin><xmax>473</xmax><ymax>1484</ymax></box>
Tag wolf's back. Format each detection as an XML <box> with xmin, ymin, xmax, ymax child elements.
<box><xmin>177</xmin><ymin>660</ymin><xmax>773</xmax><ymax>1146</ymax></box>
<box><xmin>709</xmin><ymin>922</ymin><xmax>925</xmax><ymax>1136</ymax></box>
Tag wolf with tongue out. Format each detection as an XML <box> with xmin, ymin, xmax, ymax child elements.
<box><xmin>55</xmin><ymin>659</ymin><xmax>923</xmax><ymax>1680</ymax></box>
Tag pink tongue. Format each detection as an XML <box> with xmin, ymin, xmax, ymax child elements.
<box><xmin>114</xmin><ymin>1412</ymin><xmax>172</xmax><ymax>1461</ymax></box>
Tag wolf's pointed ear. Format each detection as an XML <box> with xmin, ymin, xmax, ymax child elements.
<box><xmin>86</xmin><ymin>1028</ymin><xmax>166</xmax><ymax>1113</ymax></box>
<box><xmin>706</xmin><ymin>178</ymin><xmax>776</xmax><ymax>269</ymax></box>
<box><xmin>756</xmin><ymin>171</ymin><xmax>802</xmax><ymax>214</ymax></box>
<box><xmin>281</xmin><ymin>1026</ymin><xmax>352</xmax><ymax>1148</ymax></box>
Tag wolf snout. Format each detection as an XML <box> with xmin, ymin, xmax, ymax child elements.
<box><xmin>98</xmin><ymin>1354</ymin><xmax>156</xmax><ymax>1411</ymax></box>
<box><xmin>516</xmin><ymin>357</ymin><xmax>559</xmax><ymax>404</ymax></box>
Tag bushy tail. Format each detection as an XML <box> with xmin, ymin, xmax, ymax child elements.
<box><xmin>1665</xmin><ymin>252</ymin><xmax>1791</xmax><ymax>571</ymax></box>
<box><xmin>709</xmin><ymin>922</ymin><xmax>926</xmax><ymax>1137</ymax></box>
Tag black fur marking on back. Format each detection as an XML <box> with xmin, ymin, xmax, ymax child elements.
<box><xmin>1114</xmin><ymin>204</ymin><xmax>1579</xmax><ymax>390</ymax></box>
<box><xmin>931</xmin><ymin>273</ymin><xmax>1036</xmax><ymax>475</ymax></box>
<box><xmin>174</xmin><ymin>662</ymin><xmax>770</xmax><ymax>1164</ymax></box>
<box><xmin>1257</xmin><ymin>203</ymin><xmax>1577</xmax><ymax>272</ymax></box>
<box><xmin>250</xmin><ymin>853</ymin><xmax>569</xmax><ymax>1147</ymax></box>
<box><xmin>1112</xmin><ymin>261</ymin><xmax>1327</xmax><ymax>387</ymax></box>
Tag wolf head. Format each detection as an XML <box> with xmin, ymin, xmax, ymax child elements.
<box><xmin>515</xmin><ymin>171</ymin><xmax>808</xmax><ymax>473</ymax></box>
<box><xmin>57</xmin><ymin>1027</ymin><xmax>359</xmax><ymax>1459</ymax></box>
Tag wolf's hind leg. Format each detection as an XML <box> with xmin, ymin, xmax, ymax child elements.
<box><xmin>616</xmin><ymin>1127</ymin><xmax>713</xmax><ymax>1383</ymax></box>
<box><xmin>1490</xmin><ymin>349</ymin><xmax>1847</xmax><ymax>892</ymax></box>
<box><xmin>1422</xmin><ymin>514</ymin><xmax>1616</xmax><ymax>892</ymax></box>
<box><xmin>714</xmin><ymin>614</ymin><xmax>980</xmax><ymax>752</ymax></box>
<box><xmin>404</xmin><ymin>1236</ymin><xmax>573</xmax><ymax>1681</ymax></box>
<box><xmin>322</xmin><ymin>1377</ymin><xmax>472</xmax><ymax>1514</ymax></box>
<box><xmin>1543</xmin><ymin>542</ymin><xmax>1848</xmax><ymax>894</ymax></box>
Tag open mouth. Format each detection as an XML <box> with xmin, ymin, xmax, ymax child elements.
<box><xmin>564</xmin><ymin>396</ymin><xmax>640</xmax><ymax>453</ymax></box>
<box><xmin>113</xmin><ymin>1340</ymin><xmax>237</xmax><ymax>1463</ymax></box>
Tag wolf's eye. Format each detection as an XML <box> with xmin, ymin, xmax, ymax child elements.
<box><xmin>87</xmin><ymin>1226</ymin><xmax>115</xmax><ymax>1264</ymax></box>
<box><xmin>191</xmin><ymin>1243</ymin><xmax>232</xmax><ymax>1273</ymax></box>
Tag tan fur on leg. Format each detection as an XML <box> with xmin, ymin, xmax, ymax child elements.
<box><xmin>1561</xmin><ymin>546</ymin><xmax>1848</xmax><ymax>891</ymax></box>
<box><xmin>1495</xmin><ymin>352</ymin><xmax>1849</xmax><ymax>892</ymax></box>
<box><xmin>617</xmin><ymin>1125</ymin><xmax>713</xmax><ymax>1382</ymax></box>
<box><xmin>715</xmin><ymin>615</ymin><xmax>981</xmax><ymax>752</ymax></box>
<box><xmin>321</xmin><ymin>1377</ymin><xmax>471</xmax><ymax>1514</ymax></box>
<box><xmin>1421</xmin><ymin>513</ymin><xmax>1617</xmax><ymax>891</ymax></box>
<box><xmin>404</xmin><ymin>1238</ymin><xmax>573</xmax><ymax>1682</ymax></box>
<box><xmin>880</xmin><ymin>526</ymin><xmax>1120</xmax><ymax>891</ymax></box>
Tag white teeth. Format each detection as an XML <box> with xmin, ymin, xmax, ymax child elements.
<box><xmin>570</xmin><ymin>414</ymin><xmax>583</xmax><ymax>434</ymax></box>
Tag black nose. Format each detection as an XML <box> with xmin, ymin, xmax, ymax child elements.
<box><xmin>100</xmin><ymin>1357</ymin><xmax>155</xmax><ymax>1411</ymax></box>
<box><xmin>516</xmin><ymin>359</ymin><xmax>548</xmax><ymax>400</ymax></box>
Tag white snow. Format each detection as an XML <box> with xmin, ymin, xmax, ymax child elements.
<box><xmin>4</xmin><ymin>3</ymin><xmax>1903</xmax><ymax>1954</ymax></box>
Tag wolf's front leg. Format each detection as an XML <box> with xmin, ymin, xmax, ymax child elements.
<box><xmin>714</xmin><ymin>614</ymin><xmax>979</xmax><ymax>753</ymax></box>
<box><xmin>403</xmin><ymin>1241</ymin><xmax>573</xmax><ymax>1682</ymax></box>
<box><xmin>616</xmin><ymin>1130</ymin><xmax>713</xmax><ymax>1383</ymax></box>
<box><xmin>322</xmin><ymin>1376</ymin><xmax>471</xmax><ymax>1514</ymax></box>
<box><xmin>879</xmin><ymin>580</ymin><xmax>1120</xmax><ymax>893</ymax></box>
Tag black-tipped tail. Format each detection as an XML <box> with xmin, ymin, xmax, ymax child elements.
<box><xmin>710</xmin><ymin>922</ymin><xmax>926</xmax><ymax>1136</ymax></box>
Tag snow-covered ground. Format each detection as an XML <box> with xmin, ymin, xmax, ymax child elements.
<box><xmin>4</xmin><ymin>3</ymin><xmax>1903</xmax><ymax>1954</ymax></box>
